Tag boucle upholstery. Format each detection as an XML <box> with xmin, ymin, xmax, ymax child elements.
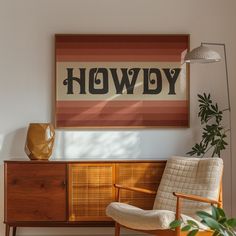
<box><xmin>153</xmin><ymin>156</ymin><xmax>223</xmax><ymax>219</ymax></box>
<box><xmin>106</xmin><ymin>156</ymin><xmax>223</xmax><ymax>230</ymax></box>
<box><xmin>106</xmin><ymin>202</ymin><xmax>208</xmax><ymax>230</ymax></box>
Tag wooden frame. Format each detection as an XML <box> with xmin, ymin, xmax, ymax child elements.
<box><xmin>55</xmin><ymin>34</ymin><xmax>190</xmax><ymax>128</ymax></box>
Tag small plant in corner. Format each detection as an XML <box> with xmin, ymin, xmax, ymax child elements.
<box><xmin>169</xmin><ymin>205</ymin><xmax>236</xmax><ymax>236</ymax></box>
<box><xmin>187</xmin><ymin>93</ymin><xmax>229</xmax><ymax>157</ymax></box>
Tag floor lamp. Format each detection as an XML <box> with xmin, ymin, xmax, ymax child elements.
<box><xmin>184</xmin><ymin>42</ymin><xmax>232</xmax><ymax>215</ymax></box>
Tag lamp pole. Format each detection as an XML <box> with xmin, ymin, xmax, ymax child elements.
<box><xmin>200</xmin><ymin>42</ymin><xmax>232</xmax><ymax>216</ymax></box>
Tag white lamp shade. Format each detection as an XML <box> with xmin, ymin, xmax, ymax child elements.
<box><xmin>184</xmin><ymin>45</ymin><xmax>221</xmax><ymax>63</ymax></box>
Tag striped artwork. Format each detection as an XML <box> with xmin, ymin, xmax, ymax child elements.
<box><xmin>55</xmin><ymin>35</ymin><xmax>189</xmax><ymax>128</ymax></box>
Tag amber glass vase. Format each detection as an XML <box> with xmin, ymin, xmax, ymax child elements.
<box><xmin>25</xmin><ymin>123</ymin><xmax>55</xmax><ymax>160</ymax></box>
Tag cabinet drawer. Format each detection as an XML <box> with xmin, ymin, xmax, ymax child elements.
<box><xmin>5</xmin><ymin>163</ymin><xmax>67</xmax><ymax>222</ymax></box>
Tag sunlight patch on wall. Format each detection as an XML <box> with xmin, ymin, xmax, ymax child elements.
<box><xmin>53</xmin><ymin>131</ymin><xmax>141</xmax><ymax>159</ymax></box>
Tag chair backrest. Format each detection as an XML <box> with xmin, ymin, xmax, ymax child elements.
<box><xmin>153</xmin><ymin>156</ymin><xmax>223</xmax><ymax>219</ymax></box>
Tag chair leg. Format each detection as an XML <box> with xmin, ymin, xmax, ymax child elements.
<box><xmin>176</xmin><ymin>226</ymin><xmax>181</xmax><ymax>236</ymax></box>
<box><xmin>5</xmin><ymin>224</ymin><xmax>10</xmax><ymax>236</ymax></box>
<box><xmin>115</xmin><ymin>222</ymin><xmax>120</xmax><ymax>236</ymax></box>
<box><xmin>12</xmin><ymin>227</ymin><xmax>17</xmax><ymax>236</ymax></box>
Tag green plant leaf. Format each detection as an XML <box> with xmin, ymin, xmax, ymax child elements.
<box><xmin>187</xmin><ymin>142</ymin><xmax>206</xmax><ymax>156</ymax></box>
<box><xmin>196</xmin><ymin>210</ymin><xmax>213</xmax><ymax>219</ymax></box>
<box><xmin>218</xmin><ymin>217</ymin><xmax>227</xmax><ymax>224</ymax></box>
<box><xmin>215</xmin><ymin>231</ymin><xmax>225</xmax><ymax>236</ymax></box>
<box><xmin>226</xmin><ymin>218</ymin><xmax>236</xmax><ymax>227</ymax></box>
<box><xmin>169</xmin><ymin>220</ymin><xmax>182</xmax><ymax>229</ymax></box>
<box><xmin>212</xmin><ymin>205</ymin><xmax>220</xmax><ymax>220</ymax></box>
<box><xmin>212</xmin><ymin>231</ymin><xmax>221</xmax><ymax>236</ymax></box>
<box><xmin>217</xmin><ymin>208</ymin><xmax>226</xmax><ymax>218</ymax></box>
<box><xmin>203</xmin><ymin>217</ymin><xmax>220</xmax><ymax>230</ymax></box>
<box><xmin>181</xmin><ymin>225</ymin><xmax>192</xmax><ymax>231</ymax></box>
<box><xmin>198</xmin><ymin>94</ymin><xmax>205</xmax><ymax>101</ymax></box>
<box><xmin>186</xmin><ymin>220</ymin><xmax>199</xmax><ymax>228</ymax></box>
<box><xmin>187</xmin><ymin>229</ymin><xmax>199</xmax><ymax>236</ymax></box>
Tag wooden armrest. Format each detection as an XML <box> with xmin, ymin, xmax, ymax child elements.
<box><xmin>173</xmin><ymin>192</ymin><xmax>220</xmax><ymax>205</ymax></box>
<box><xmin>114</xmin><ymin>184</ymin><xmax>156</xmax><ymax>195</ymax></box>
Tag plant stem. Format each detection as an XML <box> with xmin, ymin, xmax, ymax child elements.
<box><xmin>201</xmin><ymin>145</ymin><xmax>214</xmax><ymax>158</ymax></box>
<box><xmin>222</xmin><ymin>108</ymin><xmax>230</xmax><ymax>112</ymax></box>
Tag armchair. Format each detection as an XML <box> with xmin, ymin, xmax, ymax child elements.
<box><xmin>106</xmin><ymin>156</ymin><xmax>223</xmax><ymax>236</ymax></box>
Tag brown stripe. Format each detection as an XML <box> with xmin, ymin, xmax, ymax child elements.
<box><xmin>56</xmin><ymin>41</ymin><xmax>187</xmax><ymax>48</ymax></box>
<box><xmin>56</xmin><ymin>48</ymin><xmax>185</xmax><ymax>55</ymax></box>
<box><xmin>56</xmin><ymin>119</ymin><xmax>188</xmax><ymax>127</ymax></box>
<box><xmin>55</xmin><ymin>35</ymin><xmax>188</xmax><ymax>44</ymax></box>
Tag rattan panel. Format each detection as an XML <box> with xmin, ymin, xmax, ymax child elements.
<box><xmin>116</xmin><ymin>163</ymin><xmax>165</xmax><ymax>210</ymax></box>
<box><xmin>69</xmin><ymin>164</ymin><xmax>115</xmax><ymax>221</ymax></box>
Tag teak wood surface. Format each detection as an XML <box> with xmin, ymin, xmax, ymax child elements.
<box><xmin>4</xmin><ymin>160</ymin><xmax>166</xmax><ymax>236</ymax></box>
<box><xmin>5</xmin><ymin>163</ymin><xmax>67</xmax><ymax>222</ymax></box>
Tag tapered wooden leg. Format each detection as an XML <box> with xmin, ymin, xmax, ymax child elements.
<box><xmin>115</xmin><ymin>222</ymin><xmax>120</xmax><ymax>236</ymax></box>
<box><xmin>5</xmin><ymin>224</ymin><xmax>10</xmax><ymax>236</ymax></box>
<box><xmin>12</xmin><ymin>227</ymin><xmax>17</xmax><ymax>236</ymax></box>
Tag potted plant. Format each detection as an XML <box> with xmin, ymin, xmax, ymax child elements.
<box><xmin>169</xmin><ymin>94</ymin><xmax>235</xmax><ymax>236</ymax></box>
<box><xmin>170</xmin><ymin>205</ymin><xmax>236</xmax><ymax>236</ymax></box>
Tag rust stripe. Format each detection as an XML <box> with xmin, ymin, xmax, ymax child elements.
<box><xmin>56</xmin><ymin>42</ymin><xmax>187</xmax><ymax>50</ymax></box>
<box><xmin>56</xmin><ymin>113</ymin><xmax>187</xmax><ymax>121</ymax></box>
<box><xmin>56</xmin><ymin>54</ymin><xmax>183</xmax><ymax>62</ymax></box>
<box><xmin>56</xmin><ymin>119</ymin><xmax>188</xmax><ymax>127</ymax></box>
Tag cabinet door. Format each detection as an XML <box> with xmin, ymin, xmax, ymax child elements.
<box><xmin>5</xmin><ymin>163</ymin><xmax>67</xmax><ymax>222</ymax></box>
<box><xmin>69</xmin><ymin>164</ymin><xmax>115</xmax><ymax>221</ymax></box>
<box><xmin>116</xmin><ymin>162</ymin><xmax>166</xmax><ymax>210</ymax></box>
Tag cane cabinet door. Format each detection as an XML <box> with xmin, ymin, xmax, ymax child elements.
<box><xmin>116</xmin><ymin>162</ymin><xmax>165</xmax><ymax>210</ymax></box>
<box><xmin>69</xmin><ymin>163</ymin><xmax>115</xmax><ymax>221</ymax></box>
<box><xmin>5</xmin><ymin>163</ymin><xmax>67</xmax><ymax>222</ymax></box>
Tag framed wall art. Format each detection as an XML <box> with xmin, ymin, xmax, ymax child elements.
<box><xmin>55</xmin><ymin>34</ymin><xmax>189</xmax><ymax>128</ymax></box>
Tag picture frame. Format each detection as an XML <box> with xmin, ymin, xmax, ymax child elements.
<box><xmin>55</xmin><ymin>34</ymin><xmax>189</xmax><ymax>128</ymax></box>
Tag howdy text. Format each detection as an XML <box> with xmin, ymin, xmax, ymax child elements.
<box><xmin>63</xmin><ymin>67</ymin><xmax>181</xmax><ymax>95</ymax></box>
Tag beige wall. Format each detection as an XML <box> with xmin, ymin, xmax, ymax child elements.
<box><xmin>0</xmin><ymin>0</ymin><xmax>236</xmax><ymax>235</ymax></box>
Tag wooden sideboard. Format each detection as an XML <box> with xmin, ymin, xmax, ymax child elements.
<box><xmin>4</xmin><ymin>160</ymin><xmax>166</xmax><ymax>236</ymax></box>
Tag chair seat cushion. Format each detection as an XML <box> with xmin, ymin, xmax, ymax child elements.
<box><xmin>106</xmin><ymin>202</ymin><xmax>208</xmax><ymax>231</ymax></box>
